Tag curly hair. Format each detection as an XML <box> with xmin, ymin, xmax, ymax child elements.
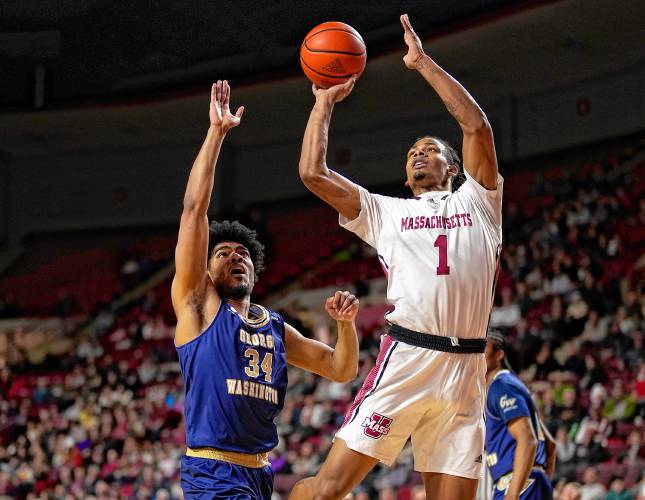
<box><xmin>415</xmin><ymin>136</ymin><xmax>465</xmax><ymax>192</ymax></box>
<box><xmin>208</xmin><ymin>220</ymin><xmax>265</xmax><ymax>276</ymax></box>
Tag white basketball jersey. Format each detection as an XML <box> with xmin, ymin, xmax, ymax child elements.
<box><xmin>340</xmin><ymin>170</ymin><xmax>503</xmax><ymax>339</ymax></box>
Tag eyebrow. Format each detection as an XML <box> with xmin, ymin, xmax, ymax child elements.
<box><xmin>408</xmin><ymin>142</ymin><xmax>440</xmax><ymax>154</ymax></box>
<box><xmin>214</xmin><ymin>245</ymin><xmax>249</xmax><ymax>253</ymax></box>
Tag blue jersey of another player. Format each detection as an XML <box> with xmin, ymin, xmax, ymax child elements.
<box><xmin>485</xmin><ymin>370</ymin><xmax>547</xmax><ymax>482</ymax></box>
<box><xmin>176</xmin><ymin>300</ymin><xmax>288</xmax><ymax>454</ymax></box>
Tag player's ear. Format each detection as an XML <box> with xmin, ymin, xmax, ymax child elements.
<box><xmin>404</xmin><ymin>180</ymin><xmax>410</xmax><ymax>187</ymax></box>
<box><xmin>447</xmin><ymin>163</ymin><xmax>459</xmax><ymax>177</ymax></box>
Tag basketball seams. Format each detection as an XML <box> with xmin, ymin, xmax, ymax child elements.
<box><xmin>304</xmin><ymin>27</ymin><xmax>365</xmax><ymax>46</ymax></box>
<box><xmin>302</xmin><ymin>41</ymin><xmax>365</xmax><ymax>57</ymax></box>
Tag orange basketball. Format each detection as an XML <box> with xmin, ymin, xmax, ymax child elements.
<box><xmin>300</xmin><ymin>22</ymin><xmax>366</xmax><ymax>89</ymax></box>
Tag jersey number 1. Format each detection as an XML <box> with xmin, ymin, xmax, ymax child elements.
<box><xmin>434</xmin><ymin>235</ymin><xmax>450</xmax><ymax>275</ymax></box>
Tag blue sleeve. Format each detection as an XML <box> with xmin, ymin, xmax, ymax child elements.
<box><xmin>489</xmin><ymin>379</ymin><xmax>531</xmax><ymax>424</ymax></box>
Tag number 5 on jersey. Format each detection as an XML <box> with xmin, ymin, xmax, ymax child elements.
<box><xmin>244</xmin><ymin>348</ymin><xmax>273</xmax><ymax>383</ymax></box>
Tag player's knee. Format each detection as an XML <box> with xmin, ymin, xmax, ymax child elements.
<box><xmin>311</xmin><ymin>475</ymin><xmax>350</xmax><ymax>500</ymax></box>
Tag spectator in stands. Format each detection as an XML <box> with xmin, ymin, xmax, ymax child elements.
<box><xmin>560</xmin><ymin>482</ymin><xmax>583</xmax><ymax>500</ymax></box>
<box><xmin>579</xmin><ymin>466</ymin><xmax>606</xmax><ymax>500</ymax></box>
<box><xmin>603</xmin><ymin>380</ymin><xmax>636</xmax><ymax>421</ymax></box>
<box><xmin>605</xmin><ymin>478</ymin><xmax>635</xmax><ymax>500</ymax></box>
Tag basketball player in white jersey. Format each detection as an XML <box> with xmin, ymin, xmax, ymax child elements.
<box><xmin>289</xmin><ymin>14</ymin><xmax>502</xmax><ymax>500</ymax></box>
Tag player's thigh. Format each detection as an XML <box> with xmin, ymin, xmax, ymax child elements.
<box><xmin>314</xmin><ymin>437</ymin><xmax>379</xmax><ymax>494</ymax></box>
<box><xmin>410</xmin><ymin>354</ymin><xmax>485</xmax><ymax>478</ymax></box>
<box><xmin>181</xmin><ymin>456</ymin><xmax>273</xmax><ymax>499</ymax></box>
<box><xmin>422</xmin><ymin>472</ymin><xmax>478</xmax><ymax>500</ymax></box>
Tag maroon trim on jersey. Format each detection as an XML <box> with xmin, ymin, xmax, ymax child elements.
<box><xmin>340</xmin><ymin>335</ymin><xmax>398</xmax><ymax>429</ymax></box>
<box><xmin>378</xmin><ymin>254</ymin><xmax>389</xmax><ymax>276</ymax></box>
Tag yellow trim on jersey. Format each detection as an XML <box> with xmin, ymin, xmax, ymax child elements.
<box><xmin>186</xmin><ymin>446</ymin><xmax>270</xmax><ymax>468</ymax></box>
<box><xmin>242</xmin><ymin>304</ymin><xmax>270</xmax><ymax>328</ymax></box>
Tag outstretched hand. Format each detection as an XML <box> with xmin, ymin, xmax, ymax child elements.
<box><xmin>210</xmin><ymin>80</ymin><xmax>244</xmax><ymax>132</ymax></box>
<box><xmin>325</xmin><ymin>291</ymin><xmax>359</xmax><ymax>322</ymax></box>
<box><xmin>312</xmin><ymin>75</ymin><xmax>357</xmax><ymax>104</ymax></box>
<box><xmin>400</xmin><ymin>14</ymin><xmax>426</xmax><ymax>70</ymax></box>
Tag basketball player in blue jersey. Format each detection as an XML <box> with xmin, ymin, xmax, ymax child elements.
<box><xmin>172</xmin><ymin>80</ymin><xmax>360</xmax><ymax>499</ymax></box>
<box><xmin>485</xmin><ymin>331</ymin><xmax>556</xmax><ymax>500</ymax></box>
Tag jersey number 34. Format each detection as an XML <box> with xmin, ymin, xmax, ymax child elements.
<box><xmin>244</xmin><ymin>348</ymin><xmax>273</xmax><ymax>383</ymax></box>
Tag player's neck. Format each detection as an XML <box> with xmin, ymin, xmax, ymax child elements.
<box><xmin>226</xmin><ymin>297</ymin><xmax>251</xmax><ymax>318</ymax></box>
<box><xmin>486</xmin><ymin>367</ymin><xmax>503</xmax><ymax>386</ymax></box>
<box><xmin>412</xmin><ymin>184</ymin><xmax>451</xmax><ymax>196</ymax></box>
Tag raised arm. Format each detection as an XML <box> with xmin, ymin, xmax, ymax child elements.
<box><xmin>299</xmin><ymin>80</ymin><xmax>362</xmax><ymax>221</ymax></box>
<box><xmin>285</xmin><ymin>291</ymin><xmax>359</xmax><ymax>383</ymax></box>
<box><xmin>172</xmin><ymin>81</ymin><xmax>244</xmax><ymax>345</ymax></box>
<box><xmin>401</xmin><ymin>14</ymin><xmax>498</xmax><ymax>190</ymax></box>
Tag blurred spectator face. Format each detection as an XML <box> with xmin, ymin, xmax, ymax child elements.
<box><xmin>590</xmin><ymin>383</ymin><xmax>607</xmax><ymax>407</ymax></box>
<box><xmin>562</xmin><ymin>388</ymin><xmax>576</xmax><ymax>408</ymax></box>
<box><xmin>582</xmin><ymin>466</ymin><xmax>598</xmax><ymax>484</ymax></box>
<box><xmin>610</xmin><ymin>478</ymin><xmax>625</xmax><ymax>493</ymax></box>
<box><xmin>560</xmin><ymin>482</ymin><xmax>582</xmax><ymax>500</ymax></box>
<box><xmin>378</xmin><ymin>487</ymin><xmax>396</xmax><ymax>500</ymax></box>
<box><xmin>610</xmin><ymin>380</ymin><xmax>625</xmax><ymax>400</ymax></box>
<box><xmin>627</xmin><ymin>430</ymin><xmax>641</xmax><ymax>446</ymax></box>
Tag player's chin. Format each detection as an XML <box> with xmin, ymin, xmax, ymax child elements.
<box><xmin>216</xmin><ymin>281</ymin><xmax>250</xmax><ymax>300</ymax></box>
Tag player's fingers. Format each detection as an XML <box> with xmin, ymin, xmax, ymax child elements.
<box><xmin>325</xmin><ymin>297</ymin><xmax>335</xmax><ymax>310</ymax></box>
<box><xmin>211</xmin><ymin>83</ymin><xmax>217</xmax><ymax>102</ymax></box>
<box><xmin>400</xmin><ymin>14</ymin><xmax>412</xmax><ymax>32</ymax></box>
<box><xmin>333</xmin><ymin>291</ymin><xmax>344</xmax><ymax>309</ymax></box>
<box><xmin>235</xmin><ymin>106</ymin><xmax>244</xmax><ymax>119</ymax></box>
<box><xmin>340</xmin><ymin>295</ymin><xmax>359</xmax><ymax>314</ymax></box>
<box><xmin>215</xmin><ymin>80</ymin><xmax>222</xmax><ymax>104</ymax></box>
<box><xmin>342</xmin><ymin>299</ymin><xmax>359</xmax><ymax>316</ymax></box>
<box><xmin>224</xmin><ymin>80</ymin><xmax>230</xmax><ymax>106</ymax></box>
<box><xmin>338</xmin><ymin>292</ymin><xmax>354</xmax><ymax>312</ymax></box>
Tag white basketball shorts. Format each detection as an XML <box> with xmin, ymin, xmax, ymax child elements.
<box><xmin>336</xmin><ymin>334</ymin><xmax>486</xmax><ymax>479</ymax></box>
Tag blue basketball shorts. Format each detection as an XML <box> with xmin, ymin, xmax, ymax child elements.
<box><xmin>493</xmin><ymin>468</ymin><xmax>553</xmax><ymax>500</ymax></box>
<box><xmin>180</xmin><ymin>455</ymin><xmax>274</xmax><ymax>500</ymax></box>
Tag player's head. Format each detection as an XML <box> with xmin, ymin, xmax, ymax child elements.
<box><xmin>485</xmin><ymin>329</ymin><xmax>507</xmax><ymax>374</ymax></box>
<box><xmin>404</xmin><ymin>136</ymin><xmax>465</xmax><ymax>194</ymax></box>
<box><xmin>207</xmin><ymin>220</ymin><xmax>265</xmax><ymax>300</ymax></box>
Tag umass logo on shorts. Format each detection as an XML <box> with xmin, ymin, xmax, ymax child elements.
<box><xmin>362</xmin><ymin>412</ymin><xmax>393</xmax><ymax>439</ymax></box>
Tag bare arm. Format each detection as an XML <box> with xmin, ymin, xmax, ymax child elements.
<box><xmin>285</xmin><ymin>291</ymin><xmax>359</xmax><ymax>383</ymax></box>
<box><xmin>506</xmin><ymin>417</ymin><xmax>538</xmax><ymax>500</ymax></box>
<box><xmin>299</xmin><ymin>79</ymin><xmax>362</xmax><ymax>221</ymax></box>
<box><xmin>540</xmin><ymin>418</ymin><xmax>557</xmax><ymax>478</ymax></box>
<box><xmin>172</xmin><ymin>81</ymin><xmax>244</xmax><ymax>346</ymax></box>
<box><xmin>401</xmin><ymin>14</ymin><xmax>498</xmax><ymax>189</ymax></box>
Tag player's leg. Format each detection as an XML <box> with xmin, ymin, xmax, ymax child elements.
<box><xmin>422</xmin><ymin>472</ymin><xmax>478</xmax><ymax>500</ymax></box>
<box><xmin>289</xmin><ymin>437</ymin><xmax>378</xmax><ymax>500</ymax></box>
<box><xmin>411</xmin><ymin>353</ymin><xmax>486</xmax><ymax>500</ymax></box>
<box><xmin>291</xmin><ymin>336</ymin><xmax>424</xmax><ymax>499</ymax></box>
<box><xmin>181</xmin><ymin>455</ymin><xmax>274</xmax><ymax>500</ymax></box>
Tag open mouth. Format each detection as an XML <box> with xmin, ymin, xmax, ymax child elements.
<box><xmin>231</xmin><ymin>267</ymin><xmax>246</xmax><ymax>276</ymax></box>
<box><xmin>413</xmin><ymin>159</ymin><xmax>426</xmax><ymax>169</ymax></box>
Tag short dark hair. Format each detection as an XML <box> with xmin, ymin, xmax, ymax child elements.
<box><xmin>416</xmin><ymin>136</ymin><xmax>465</xmax><ymax>192</ymax></box>
<box><xmin>488</xmin><ymin>329</ymin><xmax>506</xmax><ymax>352</ymax></box>
<box><xmin>208</xmin><ymin>220</ymin><xmax>265</xmax><ymax>275</ymax></box>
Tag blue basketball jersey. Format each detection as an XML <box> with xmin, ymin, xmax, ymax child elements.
<box><xmin>176</xmin><ymin>300</ymin><xmax>288</xmax><ymax>454</ymax></box>
<box><xmin>485</xmin><ymin>370</ymin><xmax>548</xmax><ymax>482</ymax></box>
